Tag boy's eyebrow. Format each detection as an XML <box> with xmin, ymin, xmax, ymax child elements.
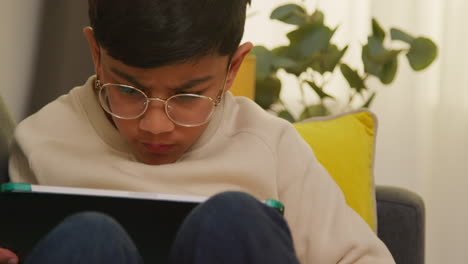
<box><xmin>174</xmin><ymin>76</ymin><xmax>214</xmax><ymax>91</ymax></box>
<box><xmin>110</xmin><ymin>67</ymin><xmax>147</xmax><ymax>90</ymax></box>
<box><xmin>109</xmin><ymin>67</ymin><xmax>214</xmax><ymax>91</ymax></box>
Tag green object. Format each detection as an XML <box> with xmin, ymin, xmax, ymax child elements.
<box><xmin>0</xmin><ymin>182</ymin><xmax>32</xmax><ymax>192</ymax></box>
<box><xmin>250</xmin><ymin>3</ymin><xmax>438</xmax><ymax>121</ymax></box>
<box><xmin>265</xmin><ymin>199</ymin><xmax>285</xmax><ymax>216</ymax></box>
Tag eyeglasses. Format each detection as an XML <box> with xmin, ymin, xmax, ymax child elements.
<box><xmin>95</xmin><ymin>73</ymin><xmax>229</xmax><ymax>127</ymax></box>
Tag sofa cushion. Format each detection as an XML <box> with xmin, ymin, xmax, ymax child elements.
<box><xmin>294</xmin><ymin>109</ymin><xmax>377</xmax><ymax>231</ymax></box>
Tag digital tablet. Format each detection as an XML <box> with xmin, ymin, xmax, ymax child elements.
<box><xmin>0</xmin><ymin>183</ymin><xmax>207</xmax><ymax>263</ymax></box>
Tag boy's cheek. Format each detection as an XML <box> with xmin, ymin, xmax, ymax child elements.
<box><xmin>113</xmin><ymin>119</ymin><xmax>139</xmax><ymax>140</ymax></box>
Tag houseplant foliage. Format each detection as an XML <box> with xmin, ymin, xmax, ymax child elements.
<box><xmin>251</xmin><ymin>3</ymin><xmax>438</xmax><ymax>122</ymax></box>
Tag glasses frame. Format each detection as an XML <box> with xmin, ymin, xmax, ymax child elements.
<box><xmin>94</xmin><ymin>67</ymin><xmax>230</xmax><ymax>127</ymax></box>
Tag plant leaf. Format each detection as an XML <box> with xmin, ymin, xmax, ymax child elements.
<box><xmin>271</xmin><ymin>4</ymin><xmax>307</xmax><ymax>26</ymax></box>
<box><xmin>272</xmin><ymin>46</ymin><xmax>290</xmax><ymax>57</ymax></box>
<box><xmin>340</xmin><ymin>64</ymin><xmax>366</xmax><ymax>92</ymax></box>
<box><xmin>362</xmin><ymin>44</ymin><xmax>399</xmax><ymax>84</ymax></box>
<box><xmin>272</xmin><ymin>56</ymin><xmax>297</xmax><ymax>68</ymax></box>
<box><xmin>310</xmin><ymin>44</ymin><xmax>346</xmax><ymax>74</ymax></box>
<box><xmin>361</xmin><ymin>92</ymin><xmax>377</xmax><ymax>108</ymax></box>
<box><xmin>378</xmin><ymin>49</ymin><xmax>402</xmax><ymax>64</ymax></box>
<box><xmin>299</xmin><ymin>104</ymin><xmax>331</xmax><ymax>120</ymax></box>
<box><xmin>390</xmin><ymin>28</ymin><xmax>415</xmax><ymax>44</ymax></box>
<box><xmin>367</xmin><ymin>36</ymin><xmax>386</xmax><ymax>59</ymax></box>
<box><xmin>250</xmin><ymin>46</ymin><xmax>274</xmax><ymax>80</ymax></box>
<box><xmin>372</xmin><ymin>18</ymin><xmax>386</xmax><ymax>42</ymax></box>
<box><xmin>287</xmin><ymin>24</ymin><xmax>333</xmax><ymax>58</ymax></box>
<box><xmin>300</xmin><ymin>26</ymin><xmax>334</xmax><ymax>58</ymax></box>
<box><xmin>283</xmin><ymin>57</ymin><xmax>316</xmax><ymax>76</ymax></box>
<box><xmin>366</xmin><ymin>37</ymin><xmax>402</xmax><ymax>64</ymax></box>
<box><xmin>321</xmin><ymin>45</ymin><xmax>348</xmax><ymax>73</ymax></box>
<box><xmin>272</xmin><ymin>45</ymin><xmax>303</xmax><ymax>64</ymax></box>
<box><xmin>254</xmin><ymin>76</ymin><xmax>281</xmax><ymax>109</ymax></box>
<box><xmin>379</xmin><ymin>57</ymin><xmax>398</xmax><ymax>84</ymax></box>
<box><xmin>309</xmin><ymin>9</ymin><xmax>325</xmax><ymax>26</ymax></box>
<box><xmin>362</xmin><ymin>44</ymin><xmax>383</xmax><ymax>77</ymax></box>
<box><xmin>278</xmin><ymin>110</ymin><xmax>296</xmax><ymax>122</ymax></box>
<box><xmin>406</xmin><ymin>37</ymin><xmax>438</xmax><ymax>71</ymax></box>
<box><xmin>305</xmin><ymin>81</ymin><xmax>335</xmax><ymax>99</ymax></box>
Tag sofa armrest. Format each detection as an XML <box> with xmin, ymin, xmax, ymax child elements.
<box><xmin>0</xmin><ymin>165</ymin><xmax>8</xmax><ymax>184</ymax></box>
<box><xmin>0</xmin><ymin>95</ymin><xmax>14</xmax><ymax>184</ymax></box>
<box><xmin>376</xmin><ymin>185</ymin><xmax>425</xmax><ymax>264</ymax></box>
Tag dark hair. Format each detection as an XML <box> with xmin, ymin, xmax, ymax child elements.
<box><xmin>88</xmin><ymin>0</ymin><xmax>251</xmax><ymax>68</ymax></box>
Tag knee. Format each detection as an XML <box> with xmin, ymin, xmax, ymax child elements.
<box><xmin>190</xmin><ymin>191</ymin><xmax>265</xmax><ymax>227</ymax></box>
<box><xmin>178</xmin><ymin>192</ymin><xmax>289</xmax><ymax>245</ymax></box>
<box><xmin>210</xmin><ymin>191</ymin><xmax>257</xmax><ymax>202</ymax></box>
<box><xmin>64</xmin><ymin>211</ymin><xmax>116</xmax><ymax>225</ymax></box>
<box><xmin>61</xmin><ymin>211</ymin><xmax>124</xmax><ymax>235</ymax></box>
<box><xmin>204</xmin><ymin>191</ymin><xmax>261</xmax><ymax>213</ymax></box>
<box><xmin>28</xmin><ymin>212</ymin><xmax>142</xmax><ymax>264</ymax></box>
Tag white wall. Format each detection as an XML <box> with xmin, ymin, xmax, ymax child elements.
<box><xmin>0</xmin><ymin>1</ymin><xmax>43</xmax><ymax>122</ymax></box>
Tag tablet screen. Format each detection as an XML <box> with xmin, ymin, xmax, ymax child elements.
<box><xmin>0</xmin><ymin>189</ymin><xmax>200</xmax><ymax>263</ymax></box>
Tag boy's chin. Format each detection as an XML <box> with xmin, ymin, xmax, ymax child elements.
<box><xmin>137</xmin><ymin>153</ymin><xmax>180</xmax><ymax>166</ymax></box>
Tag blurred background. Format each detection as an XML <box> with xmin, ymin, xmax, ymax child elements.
<box><xmin>1</xmin><ymin>1</ymin><xmax>468</xmax><ymax>263</ymax></box>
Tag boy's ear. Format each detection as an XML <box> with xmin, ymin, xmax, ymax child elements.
<box><xmin>225</xmin><ymin>42</ymin><xmax>253</xmax><ymax>90</ymax></box>
<box><xmin>83</xmin><ymin>26</ymin><xmax>101</xmax><ymax>77</ymax></box>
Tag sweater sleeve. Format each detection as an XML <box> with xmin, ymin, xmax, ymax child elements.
<box><xmin>276</xmin><ymin>125</ymin><xmax>395</xmax><ymax>264</ymax></box>
<box><xmin>8</xmin><ymin>134</ymin><xmax>38</xmax><ymax>184</ymax></box>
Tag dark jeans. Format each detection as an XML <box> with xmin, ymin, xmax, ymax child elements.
<box><xmin>25</xmin><ymin>192</ymin><xmax>300</xmax><ymax>264</ymax></box>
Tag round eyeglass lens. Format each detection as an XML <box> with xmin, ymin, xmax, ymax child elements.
<box><xmin>166</xmin><ymin>95</ymin><xmax>215</xmax><ymax>125</ymax></box>
<box><xmin>99</xmin><ymin>85</ymin><xmax>147</xmax><ymax>118</ymax></box>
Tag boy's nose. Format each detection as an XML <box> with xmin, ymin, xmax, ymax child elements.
<box><xmin>138</xmin><ymin>102</ymin><xmax>175</xmax><ymax>134</ymax></box>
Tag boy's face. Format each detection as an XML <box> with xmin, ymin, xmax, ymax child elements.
<box><xmin>99</xmin><ymin>52</ymin><xmax>228</xmax><ymax>165</ymax></box>
<box><xmin>84</xmin><ymin>27</ymin><xmax>252</xmax><ymax>165</ymax></box>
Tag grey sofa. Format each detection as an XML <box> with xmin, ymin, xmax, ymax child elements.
<box><xmin>0</xmin><ymin>96</ymin><xmax>14</xmax><ymax>185</ymax></box>
<box><xmin>0</xmin><ymin>96</ymin><xmax>424</xmax><ymax>264</ymax></box>
<box><xmin>376</xmin><ymin>185</ymin><xmax>425</xmax><ymax>264</ymax></box>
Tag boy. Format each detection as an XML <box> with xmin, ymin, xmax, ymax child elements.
<box><xmin>7</xmin><ymin>0</ymin><xmax>394</xmax><ymax>263</ymax></box>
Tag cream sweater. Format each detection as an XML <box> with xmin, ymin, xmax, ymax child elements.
<box><xmin>9</xmin><ymin>76</ymin><xmax>394</xmax><ymax>264</ymax></box>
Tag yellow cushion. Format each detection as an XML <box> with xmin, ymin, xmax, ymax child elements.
<box><xmin>294</xmin><ymin>110</ymin><xmax>377</xmax><ymax>231</ymax></box>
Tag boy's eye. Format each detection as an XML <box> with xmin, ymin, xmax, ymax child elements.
<box><xmin>176</xmin><ymin>90</ymin><xmax>203</xmax><ymax>96</ymax></box>
<box><xmin>118</xmin><ymin>86</ymin><xmax>140</xmax><ymax>95</ymax></box>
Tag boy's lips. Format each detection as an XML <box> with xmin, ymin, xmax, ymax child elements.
<box><xmin>142</xmin><ymin>143</ymin><xmax>174</xmax><ymax>153</ymax></box>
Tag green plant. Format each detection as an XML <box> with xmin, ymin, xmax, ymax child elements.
<box><xmin>251</xmin><ymin>3</ymin><xmax>438</xmax><ymax>122</ymax></box>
